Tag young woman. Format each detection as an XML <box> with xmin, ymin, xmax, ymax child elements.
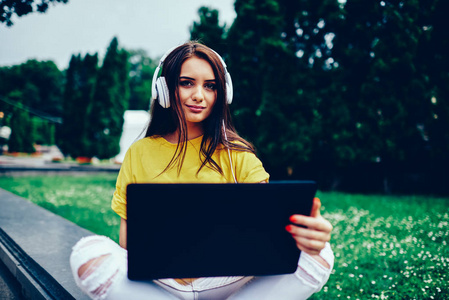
<box><xmin>70</xmin><ymin>41</ymin><xmax>334</xmax><ymax>300</ymax></box>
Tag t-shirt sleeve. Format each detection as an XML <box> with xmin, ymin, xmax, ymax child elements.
<box><xmin>111</xmin><ymin>148</ymin><xmax>133</xmax><ymax>220</ymax></box>
<box><xmin>234</xmin><ymin>151</ymin><xmax>270</xmax><ymax>183</ymax></box>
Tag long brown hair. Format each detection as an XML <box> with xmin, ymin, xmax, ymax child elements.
<box><xmin>145</xmin><ymin>41</ymin><xmax>255</xmax><ymax>176</ymax></box>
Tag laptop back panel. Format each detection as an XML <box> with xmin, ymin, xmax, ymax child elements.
<box><xmin>127</xmin><ymin>182</ymin><xmax>316</xmax><ymax>280</ymax></box>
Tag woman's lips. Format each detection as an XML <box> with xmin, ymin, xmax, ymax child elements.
<box><xmin>186</xmin><ymin>105</ymin><xmax>205</xmax><ymax>113</ymax></box>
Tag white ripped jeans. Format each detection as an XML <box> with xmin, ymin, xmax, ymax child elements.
<box><xmin>70</xmin><ymin>235</ymin><xmax>334</xmax><ymax>300</ymax></box>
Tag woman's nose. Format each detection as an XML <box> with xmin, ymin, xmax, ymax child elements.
<box><xmin>192</xmin><ymin>86</ymin><xmax>204</xmax><ymax>101</ymax></box>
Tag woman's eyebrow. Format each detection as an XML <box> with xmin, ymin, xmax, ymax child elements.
<box><xmin>179</xmin><ymin>76</ymin><xmax>216</xmax><ymax>82</ymax></box>
<box><xmin>179</xmin><ymin>76</ymin><xmax>195</xmax><ymax>80</ymax></box>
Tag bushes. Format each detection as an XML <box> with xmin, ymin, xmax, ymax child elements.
<box><xmin>8</xmin><ymin>108</ymin><xmax>35</xmax><ymax>153</ymax></box>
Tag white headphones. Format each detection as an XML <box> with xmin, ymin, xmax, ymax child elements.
<box><xmin>151</xmin><ymin>45</ymin><xmax>233</xmax><ymax>108</ymax></box>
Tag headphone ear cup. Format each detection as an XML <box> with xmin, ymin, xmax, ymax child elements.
<box><xmin>151</xmin><ymin>66</ymin><xmax>160</xmax><ymax>101</ymax></box>
<box><xmin>155</xmin><ymin>77</ymin><xmax>170</xmax><ymax>108</ymax></box>
<box><xmin>226</xmin><ymin>82</ymin><xmax>233</xmax><ymax>104</ymax></box>
<box><xmin>225</xmin><ymin>72</ymin><xmax>233</xmax><ymax>104</ymax></box>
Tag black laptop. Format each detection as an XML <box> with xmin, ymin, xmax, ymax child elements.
<box><xmin>126</xmin><ymin>181</ymin><xmax>317</xmax><ymax>280</ymax></box>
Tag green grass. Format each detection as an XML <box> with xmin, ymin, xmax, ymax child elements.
<box><xmin>0</xmin><ymin>175</ymin><xmax>448</xmax><ymax>299</ymax></box>
<box><xmin>312</xmin><ymin>191</ymin><xmax>449</xmax><ymax>299</ymax></box>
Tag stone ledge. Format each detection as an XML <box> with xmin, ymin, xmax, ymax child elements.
<box><xmin>0</xmin><ymin>163</ymin><xmax>120</xmax><ymax>177</ymax></box>
<box><xmin>0</xmin><ymin>188</ymin><xmax>92</xmax><ymax>299</ymax></box>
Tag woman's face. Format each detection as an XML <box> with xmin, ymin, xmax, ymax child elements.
<box><xmin>177</xmin><ymin>56</ymin><xmax>217</xmax><ymax>130</ymax></box>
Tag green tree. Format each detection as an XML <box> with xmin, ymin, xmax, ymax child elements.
<box><xmin>190</xmin><ymin>6</ymin><xmax>227</xmax><ymax>55</ymax></box>
<box><xmin>0</xmin><ymin>60</ymin><xmax>63</xmax><ymax>116</ymax></box>
<box><xmin>18</xmin><ymin>60</ymin><xmax>64</xmax><ymax>116</ymax></box>
<box><xmin>421</xmin><ymin>0</ymin><xmax>449</xmax><ymax>174</ymax></box>
<box><xmin>329</xmin><ymin>0</ymin><xmax>439</xmax><ymax>192</ymax></box>
<box><xmin>226</xmin><ymin>0</ymin><xmax>284</xmax><ymax>138</ymax></box>
<box><xmin>227</xmin><ymin>0</ymin><xmax>324</xmax><ymax>177</ymax></box>
<box><xmin>86</xmin><ymin>37</ymin><xmax>129</xmax><ymax>159</ymax></box>
<box><xmin>59</xmin><ymin>53</ymin><xmax>98</xmax><ymax>158</ymax></box>
<box><xmin>0</xmin><ymin>60</ymin><xmax>63</xmax><ymax>148</ymax></box>
<box><xmin>127</xmin><ymin>49</ymin><xmax>157</xmax><ymax>110</ymax></box>
<box><xmin>1</xmin><ymin>0</ymin><xmax>69</xmax><ymax>26</ymax></box>
<box><xmin>197</xmin><ymin>0</ymin><xmax>449</xmax><ymax>192</ymax></box>
<box><xmin>275</xmin><ymin>0</ymin><xmax>350</xmax><ymax>180</ymax></box>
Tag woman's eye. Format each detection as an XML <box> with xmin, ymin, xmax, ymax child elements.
<box><xmin>205</xmin><ymin>83</ymin><xmax>216</xmax><ymax>90</ymax></box>
<box><xmin>179</xmin><ymin>80</ymin><xmax>193</xmax><ymax>87</ymax></box>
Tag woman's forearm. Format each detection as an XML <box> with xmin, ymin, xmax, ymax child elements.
<box><xmin>120</xmin><ymin>218</ymin><xmax>127</xmax><ymax>249</ymax></box>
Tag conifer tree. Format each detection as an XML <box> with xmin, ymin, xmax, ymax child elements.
<box><xmin>190</xmin><ymin>6</ymin><xmax>227</xmax><ymax>56</ymax></box>
<box><xmin>60</xmin><ymin>54</ymin><xmax>81</xmax><ymax>156</ymax></box>
<box><xmin>87</xmin><ymin>37</ymin><xmax>129</xmax><ymax>159</ymax></box>
<box><xmin>60</xmin><ymin>53</ymin><xmax>98</xmax><ymax>157</ymax></box>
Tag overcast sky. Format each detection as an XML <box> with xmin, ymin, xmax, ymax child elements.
<box><xmin>0</xmin><ymin>0</ymin><xmax>236</xmax><ymax>70</ymax></box>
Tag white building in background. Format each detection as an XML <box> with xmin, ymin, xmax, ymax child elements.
<box><xmin>115</xmin><ymin>110</ymin><xmax>150</xmax><ymax>163</ymax></box>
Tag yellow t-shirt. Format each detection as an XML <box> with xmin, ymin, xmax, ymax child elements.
<box><xmin>111</xmin><ymin>135</ymin><xmax>270</xmax><ymax>219</ymax></box>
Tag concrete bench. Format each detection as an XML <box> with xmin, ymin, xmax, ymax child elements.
<box><xmin>0</xmin><ymin>188</ymin><xmax>92</xmax><ymax>299</ymax></box>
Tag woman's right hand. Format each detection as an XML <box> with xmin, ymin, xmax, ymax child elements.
<box><xmin>285</xmin><ymin>198</ymin><xmax>332</xmax><ymax>267</ymax></box>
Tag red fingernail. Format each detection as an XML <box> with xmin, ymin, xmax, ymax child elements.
<box><xmin>289</xmin><ymin>215</ymin><xmax>296</xmax><ymax>223</ymax></box>
<box><xmin>285</xmin><ymin>225</ymin><xmax>293</xmax><ymax>232</ymax></box>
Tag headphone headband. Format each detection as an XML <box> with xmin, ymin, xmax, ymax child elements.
<box><xmin>151</xmin><ymin>44</ymin><xmax>233</xmax><ymax>108</ymax></box>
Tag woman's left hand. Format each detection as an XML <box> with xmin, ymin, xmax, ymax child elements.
<box><xmin>285</xmin><ymin>197</ymin><xmax>332</xmax><ymax>257</ymax></box>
